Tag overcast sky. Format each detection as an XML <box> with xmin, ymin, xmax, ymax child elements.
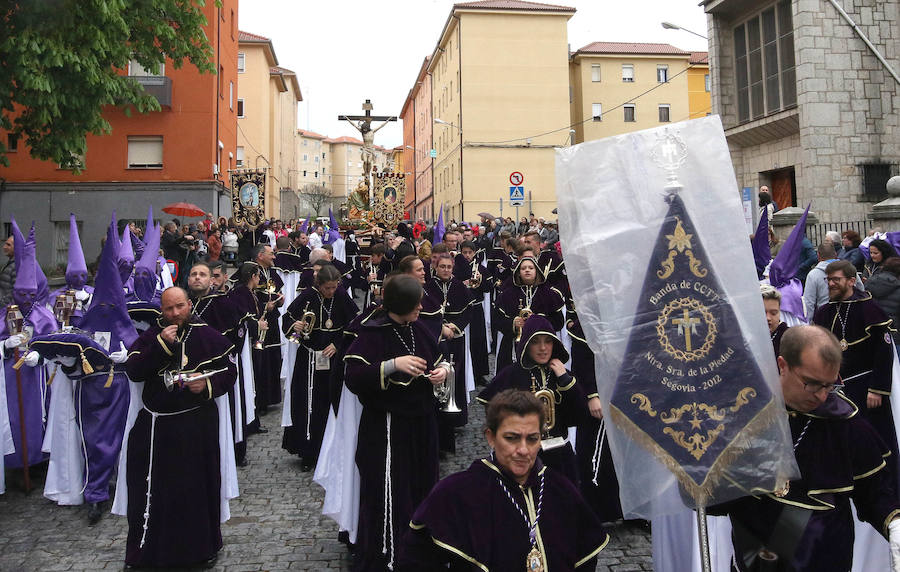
<box><xmin>238</xmin><ymin>0</ymin><xmax>709</xmax><ymax>149</ymax></box>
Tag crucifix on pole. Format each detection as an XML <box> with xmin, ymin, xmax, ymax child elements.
<box><xmin>338</xmin><ymin>99</ymin><xmax>397</xmax><ymax>189</ymax></box>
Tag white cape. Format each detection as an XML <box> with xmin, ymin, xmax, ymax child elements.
<box><xmin>42</xmin><ymin>372</ymin><xmax>85</xmax><ymax>505</ymax></box>
<box><xmin>0</xmin><ymin>353</ymin><xmax>15</xmax><ymax>494</ymax></box>
<box><xmin>313</xmin><ymin>383</ymin><xmax>362</xmax><ymax>543</ymax></box>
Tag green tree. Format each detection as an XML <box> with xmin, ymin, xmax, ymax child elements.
<box><xmin>0</xmin><ymin>0</ymin><xmax>217</xmax><ymax>170</ymax></box>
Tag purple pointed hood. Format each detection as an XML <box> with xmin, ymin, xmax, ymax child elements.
<box><xmin>434</xmin><ymin>205</ymin><xmax>444</xmax><ymax>245</ymax></box>
<box><xmin>117</xmin><ymin>224</ymin><xmax>135</xmax><ymax>283</ymax></box>
<box><xmin>80</xmin><ymin>217</ymin><xmax>138</xmax><ymax>349</ymax></box>
<box><xmin>11</xmin><ymin>219</ymin><xmax>37</xmax><ymax>310</ymax></box>
<box><xmin>751</xmin><ymin>206</ymin><xmax>770</xmax><ymax>280</ymax></box>
<box><xmin>133</xmin><ymin>223</ymin><xmax>161</xmax><ymax>302</ymax></box>
<box><xmin>130</xmin><ymin>228</ymin><xmax>145</xmax><ymax>260</ymax></box>
<box><xmin>768</xmin><ymin>204</ymin><xmax>810</xmax><ymax>288</ymax></box>
<box><xmin>300</xmin><ymin>214</ymin><xmax>311</xmax><ymax>234</ymax></box>
<box><xmin>143</xmin><ymin>206</ymin><xmax>154</xmax><ymax>245</ymax></box>
<box><xmin>65</xmin><ymin>213</ymin><xmax>89</xmax><ymax>290</ymax></box>
<box><xmin>27</xmin><ymin>223</ymin><xmax>50</xmax><ymax>305</ymax></box>
<box><xmin>324</xmin><ymin>207</ymin><xmax>341</xmax><ymax>244</ymax></box>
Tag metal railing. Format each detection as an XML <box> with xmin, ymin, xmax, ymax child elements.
<box><xmin>805</xmin><ymin>220</ymin><xmax>871</xmax><ymax>245</ymax></box>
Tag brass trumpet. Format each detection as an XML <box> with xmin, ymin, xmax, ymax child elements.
<box><xmin>514</xmin><ymin>301</ymin><xmax>533</xmax><ymax>342</ymax></box>
<box><xmin>431</xmin><ymin>358</ymin><xmax>461</xmax><ymax>414</ymax></box>
<box><xmin>468</xmin><ymin>262</ymin><xmax>482</xmax><ymax>289</ymax></box>
<box><xmin>531</xmin><ymin>374</ymin><xmax>556</xmax><ymax>433</ymax></box>
<box><xmin>288</xmin><ymin>302</ymin><xmax>316</xmax><ymax>343</ymax></box>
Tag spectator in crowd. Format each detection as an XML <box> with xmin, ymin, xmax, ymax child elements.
<box><xmin>758</xmin><ymin>190</ymin><xmax>774</xmax><ymax>222</ymax></box>
<box><xmin>759</xmin><ymin>184</ymin><xmax>778</xmax><ymax>210</ymax></box>
<box><xmin>206</xmin><ymin>227</ymin><xmax>222</xmax><ymax>262</ymax></box>
<box><xmin>221</xmin><ymin>226</ymin><xmax>238</xmax><ymax>266</ymax></box>
<box><xmin>0</xmin><ymin>236</ymin><xmax>16</xmax><ymax>308</ymax></box>
<box><xmin>839</xmin><ymin>230</ymin><xmax>865</xmax><ymax>273</ymax></box>
<box><xmin>865</xmin><ymin>256</ymin><xmax>900</xmax><ymax>333</ymax></box>
<box><xmin>825</xmin><ymin>230</ymin><xmax>844</xmax><ymax>258</ymax></box>
<box><xmin>803</xmin><ymin>241</ymin><xmax>839</xmax><ymax>318</ymax></box>
<box><xmin>863</xmin><ymin>238</ymin><xmax>898</xmax><ymax>283</ymax></box>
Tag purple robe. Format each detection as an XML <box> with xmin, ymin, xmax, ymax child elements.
<box><xmin>452</xmin><ymin>257</ymin><xmax>491</xmax><ymax>379</ymax></box>
<box><xmin>567</xmin><ymin>311</ymin><xmax>623</xmax><ymax>521</ymax></box>
<box><xmin>344</xmin><ymin>311</ymin><xmax>442</xmax><ymax>571</ymax></box>
<box><xmin>712</xmin><ymin>394</ymin><xmax>900</xmax><ymax>571</ymax></box>
<box><xmin>478</xmin><ymin>316</ymin><xmax>586</xmax><ymax>485</ymax></box>
<box><xmin>495</xmin><ymin>281</ymin><xmax>564</xmax><ymax>370</ymax></box>
<box><xmin>426</xmin><ymin>276</ymin><xmax>473</xmax><ymax>452</ymax></box>
<box><xmin>1</xmin><ymin>304</ymin><xmax>55</xmax><ymax>469</ymax></box>
<box><xmin>274</xmin><ymin>251</ymin><xmax>306</xmax><ymax>273</ymax></box>
<box><xmin>281</xmin><ymin>286</ymin><xmax>358</xmax><ymax>459</ymax></box>
<box><xmin>398</xmin><ymin>457</ymin><xmax>609</xmax><ymax>571</ymax></box>
<box><xmin>253</xmin><ymin>266</ymin><xmax>284</xmax><ymax>408</ymax></box>
<box><xmin>123</xmin><ymin>318</ymin><xmax>236</xmax><ymax>568</ymax></box>
<box><xmin>771</xmin><ymin>321</ymin><xmax>789</xmax><ymax>358</ymax></box>
<box><xmin>812</xmin><ymin>290</ymin><xmax>898</xmax><ymax>462</ymax></box>
<box><xmin>225</xmin><ymin>284</ymin><xmax>261</xmax><ymax>462</ymax></box>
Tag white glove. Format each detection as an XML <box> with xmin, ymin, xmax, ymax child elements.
<box><xmin>74</xmin><ymin>289</ymin><xmax>90</xmax><ymax>302</ymax></box>
<box><xmin>109</xmin><ymin>342</ymin><xmax>128</xmax><ymax>364</ymax></box>
<box><xmin>53</xmin><ymin>355</ymin><xmax>77</xmax><ymax>367</ymax></box>
<box><xmin>4</xmin><ymin>334</ymin><xmax>25</xmax><ymax>349</ymax></box>
<box><xmin>23</xmin><ymin>351</ymin><xmax>40</xmax><ymax>367</ymax></box>
<box><xmin>890</xmin><ymin>518</ymin><xmax>900</xmax><ymax>571</ymax></box>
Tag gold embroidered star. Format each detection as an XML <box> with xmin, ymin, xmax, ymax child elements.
<box><xmin>666</xmin><ymin>218</ymin><xmax>693</xmax><ymax>252</ymax></box>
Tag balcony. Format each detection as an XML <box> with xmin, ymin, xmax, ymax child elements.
<box><xmin>131</xmin><ymin>75</ymin><xmax>172</xmax><ymax>108</ymax></box>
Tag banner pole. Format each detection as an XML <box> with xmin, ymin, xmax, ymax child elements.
<box><xmin>696</xmin><ymin>505</ymin><xmax>712</xmax><ymax>572</ymax></box>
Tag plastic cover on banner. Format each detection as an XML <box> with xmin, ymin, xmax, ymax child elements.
<box><xmin>556</xmin><ymin>116</ymin><xmax>798</xmax><ymax>518</ymax></box>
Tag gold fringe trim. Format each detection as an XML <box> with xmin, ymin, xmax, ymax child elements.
<box><xmin>608</xmin><ymin>397</ymin><xmax>781</xmax><ymax>506</ymax></box>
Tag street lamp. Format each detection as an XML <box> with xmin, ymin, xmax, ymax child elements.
<box><xmin>434</xmin><ymin>117</ymin><xmax>462</xmax><ymax>133</ymax></box>
<box><xmin>661</xmin><ymin>21</ymin><xmax>709</xmax><ymax>41</ymax></box>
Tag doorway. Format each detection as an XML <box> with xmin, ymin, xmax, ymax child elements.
<box><xmin>762</xmin><ymin>167</ymin><xmax>796</xmax><ymax>211</ymax></box>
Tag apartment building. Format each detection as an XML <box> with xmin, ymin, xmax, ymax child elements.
<box><xmin>0</xmin><ymin>0</ymin><xmax>239</xmax><ymax>268</ymax></box>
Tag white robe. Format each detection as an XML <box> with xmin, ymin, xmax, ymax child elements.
<box><xmin>42</xmin><ymin>372</ymin><xmax>85</xmax><ymax>505</ymax></box>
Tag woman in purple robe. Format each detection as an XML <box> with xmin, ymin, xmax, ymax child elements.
<box><xmin>495</xmin><ymin>256</ymin><xmax>564</xmax><ymax>370</ymax></box>
<box><xmin>226</xmin><ymin>263</ymin><xmax>264</xmax><ymax>462</ymax></box>
<box><xmin>397</xmin><ymin>254</ymin><xmax>443</xmax><ymax>343</ymax></box>
<box><xmin>281</xmin><ymin>264</ymin><xmax>358</xmax><ymax>469</ymax></box>
<box><xmin>398</xmin><ymin>389</ymin><xmax>609</xmax><ymax>571</ymax></box>
<box><xmin>425</xmin><ymin>253</ymin><xmax>473</xmax><ymax>453</ymax></box>
<box><xmin>344</xmin><ymin>274</ymin><xmax>450</xmax><ymax>571</ymax></box>
<box><xmin>478</xmin><ymin>314</ymin><xmax>586</xmax><ymax>485</ymax></box>
<box><xmin>124</xmin><ymin>287</ymin><xmax>236</xmax><ymax>569</ymax></box>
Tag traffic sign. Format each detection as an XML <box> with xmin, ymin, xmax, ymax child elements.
<box><xmin>510</xmin><ymin>186</ymin><xmax>525</xmax><ymax>206</ymax></box>
<box><xmin>509</xmin><ymin>171</ymin><xmax>524</xmax><ymax>186</ymax></box>
<box><xmin>429</xmin><ymin>149</ymin><xmax>437</xmax><ymax>158</ymax></box>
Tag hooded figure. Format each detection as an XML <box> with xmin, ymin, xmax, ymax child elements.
<box><xmin>57</xmin><ymin>215</ymin><xmax>137</xmax><ymax>521</ymax></box>
<box><xmin>477</xmin><ymin>314</ymin><xmax>585</xmax><ymax>484</ymax></box>
<box><xmin>127</xmin><ymin>223</ymin><xmax>163</xmax><ymax>332</ymax></box>
<box><xmin>494</xmin><ymin>256</ymin><xmax>565</xmax><ymax>371</ymax></box>
<box><xmin>49</xmin><ymin>214</ymin><xmax>94</xmax><ymax>328</ymax></box>
<box><xmin>2</xmin><ymin>217</ymin><xmax>55</xmax><ymax>472</ymax></box>
<box><xmin>766</xmin><ymin>204</ymin><xmax>810</xmax><ymax>326</ymax></box>
<box><xmin>118</xmin><ymin>224</ymin><xmax>136</xmax><ymax>293</ymax></box>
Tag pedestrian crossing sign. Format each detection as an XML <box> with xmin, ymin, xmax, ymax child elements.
<box><xmin>510</xmin><ymin>186</ymin><xmax>525</xmax><ymax>206</ymax></box>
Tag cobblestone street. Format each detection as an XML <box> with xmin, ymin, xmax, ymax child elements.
<box><xmin>0</xmin><ymin>396</ymin><xmax>652</xmax><ymax>571</ymax></box>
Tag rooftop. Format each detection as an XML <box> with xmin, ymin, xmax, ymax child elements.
<box><xmin>298</xmin><ymin>130</ymin><xmax>328</xmax><ymax>140</ymax></box>
<box><xmin>454</xmin><ymin>0</ymin><xmax>575</xmax><ymax>12</ymax></box>
<box><xmin>690</xmin><ymin>51</ymin><xmax>710</xmax><ymax>64</ymax></box>
<box><xmin>574</xmin><ymin>42</ymin><xmax>690</xmax><ymax>56</ymax></box>
<box><xmin>238</xmin><ymin>30</ymin><xmax>271</xmax><ymax>42</ymax></box>
<box><xmin>325</xmin><ymin>136</ymin><xmax>364</xmax><ymax>145</ymax></box>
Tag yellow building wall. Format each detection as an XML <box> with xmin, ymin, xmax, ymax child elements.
<box><xmin>237</xmin><ymin>46</ymin><xmax>275</xmax><ymax>215</ymax></box>
<box><xmin>573</xmin><ymin>55</ymin><xmax>691</xmax><ymax>142</ymax></box>
<box><xmin>688</xmin><ymin>65</ymin><xmax>711</xmax><ymax>119</ymax></box>
<box><xmin>445</xmin><ymin>10</ymin><xmax>571</xmax><ymax>222</ymax></box>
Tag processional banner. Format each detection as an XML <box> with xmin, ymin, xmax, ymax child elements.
<box><xmin>555</xmin><ymin>116</ymin><xmax>798</xmax><ymax>515</ymax></box>
<box><xmin>231</xmin><ymin>169</ymin><xmax>266</xmax><ymax>226</ymax></box>
<box><xmin>372</xmin><ymin>172</ymin><xmax>406</xmax><ymax>227</ymax></box>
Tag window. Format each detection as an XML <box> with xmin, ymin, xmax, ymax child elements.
<box><xmin>733</xmin><ymin>0</ymin><xmax>795</xmax><ymax>123</ymax></box>
<box><xmin>624</xmin><ymin>104</ymin><xmax>636</xmax><ymax>122</ymax></box>
<box><xmin>322</xmin><ymin>152</ymin><xmax>326</xmax><ymax>159</ymax></box>
<box><xmin>236</xmin><ymin>146</ymin><xmax>244</xmax><ymax>167</ymax></box>
<box><xmin>218</xmin><ymin>64</ymin><xmax>224</xmax><ymax>97</ymax></box>
<box><xmin>7</xmin><ymin>134</ymin><xmax>18</xmax><ymax>153</ymax></box>
<box><xmin>55</xmin><ymin>220</ymin><xmax>82</xmax><ymax>268</ymax></box>
<box><xmin>229</xmin><ymin>81</ymin><xmax>233</xmax><ymax>110</ymax></box>
<box><xmin>705</xmin><ymin>74</ymin><xmax>711</xmax><ymax>92</ymax></box>
<box><xmin>127</xmin><ymin>136</ymin><xmax>163</xmax><ymax>169</ymax></box>
<box><xmin>231</xmin><ymin>10</ymin><xmax>235</xmax><ymax>39</ymax></box>
<box><xmin>237</xmin><ymin>99</ymin><xmax>244</xmax><ymax>118</ymax></box>
<box><xmin>591</xmin><ymin>64</ymin><xmax>601</xmax><ymax>82</ymax></box>
<box><xmin>657</xmin><ymin>65</ymin><xmax>669</xmax><ymax>83</ymax></box>
<box><xmin>622</xmin><ymin>64</ymin><xmax>634</xmax><ymax>82</ymax></box>
<box><xmin>128</xmin><ymin>59</ymin><xmax>164</xmax><ymax>77</ymax></box>
<box><xmin>315</xmin><ymin>172</ymin><xmax>319</xmax><ymax>178</ymax></box>
<box><xmin>303</xmin><ymin>154</ymin><xmax>308</xmax><ymax>161</ymax></box>
<box><xmin>314</xmin><ymin>156</ymin><xmax>319</xmax><ymax>163</ymax></box>
<box><xmin>860</xmin><ymin>163</ymin><xmax>894</xmax><ymax>198</ymax></box>
<box><xmin>237</xmin><ymin>52</ymin><xmax>245</xmax><ymax>73</ymax></box>
<box><xmin>322</xmin><ymin>167</ymin><xmax>326</xmax><ymax>174</ymax></box>
<box><xmin>303</xmin><ymin>170</ymin><xmax>307</xmax><ymax>177</ymax></box>
<box><xmin>591</xmin><ymin>103</ymin><xmax>602</xmax><ymax>121</ymax></box>
<box><xmin>658</xmin><ymin>104</ymin><xmax>671</xmax><ymax>122</ymax></box>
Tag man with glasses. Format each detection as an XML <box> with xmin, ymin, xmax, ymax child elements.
<box><xmin>812</xmin><ymin>260</ymin><xmax>897</xmax><ymax>462</ymax></box>
<box><xmin>713</xmin><ymin>325</ymin><xmax>900</xmax><ymax>571</ymax></box>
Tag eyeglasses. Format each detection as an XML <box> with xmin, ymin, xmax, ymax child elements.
<box><xmin>793</xmin><ymin>368</ymin><xmax>844</xmax><ymax>394</ymax></box>
<box><xmin>825</xmin><ymin>276</ymin><xmax>850</xmax><ymax>284</ymax></box>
